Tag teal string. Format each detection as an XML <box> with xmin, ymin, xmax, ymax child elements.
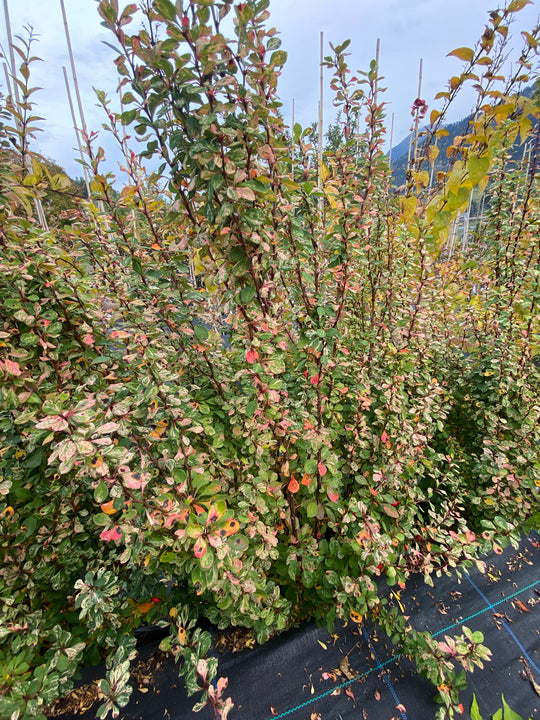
<box><xmin>265</xmin><ymin>576</ymin><xmax>540</xmax><ymax>720</ymax></box>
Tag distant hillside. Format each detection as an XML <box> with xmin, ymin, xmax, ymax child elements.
<box><xmin>389</xmin><ymin>85</ymin><xmax>536</xmax><ymax>188</ymax></box>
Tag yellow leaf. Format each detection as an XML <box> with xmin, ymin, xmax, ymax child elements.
<box><xmin>320</xmin><ymin>161</ymin><xmax>331</xmax><ymax>184</ymax></box>
<box><xmin>401</xmin><ymin>196</ymin><xmax>417</xmax><ymax>223</ymax></box>
<box><xmin>317</xmin><ymin>639</ymin><xmax>328</xmax><ymax>650</ymax></box>
<box><xmin>149</xmin><ymin>420</ymin><xmax>168</xmax><ymax>438</ymax></box>
<box><xmin>520</xmin><ymin>115</ymin><xmax>532</xmax><ymax>144</ymax></box>
<box><xmin>430</xmin><ymin>109</ymin><xmax>441</xmax><ymax>126</ymax></box>
<box><xmin>428</xmin><ymin>145</ymin><xmax>440</xmax><ymax>166</ymax></box>
<box><xmin>447</xmin><ymin>47</ymin><xmax>474</xmax><ymax>62</ymax></box>
<box><xmin>446</xmin><ymin>162</ymin><xmax>465</xmax><ymax>195</ymax></box>
<box><xmin>507</xmin><ymin>0</ymin><xmax>532</xmax><ymax>12</ymax></box>
<box><xmin>412</xmin><ymin>171</ymin><xmax>430</xmax><ymax>188</ymax></box>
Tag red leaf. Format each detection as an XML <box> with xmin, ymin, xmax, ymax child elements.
<box><xmin>381</xmin><ymin>430</ymin><xmax>390</xmax><ymax>444</ymax></box>
<box><xmin>318</xmin><ymin>462</ymin><xmax>327</xmax><ymax>477</ymax></box>
<box><xmin>4</xmin><ymin>359</ymin><xmax>22</xmax><ymax>376</ymax></box>
<box><xmin>100</xmin><ymin>526</ymin><xmax>122</xmax><ymax>542</ymax></box>
<box><xmin>83</xmin><ymin>333</ymin><xmax>94</xmax><ymax>346</ymax></box>
<box><xmin>310</xmin><ymin>374</ymin><xmax>320</xmax><ymax>385</ymax></box>
<box><xmin>327</xmin><ymin>490</ymin><xmax>339</xmax><ymax>503</ymax></box>
<box><xmin>288</xmin><ymin>477</ymin><xmax>300</xmax><ymax>493</ymax></box>
<box><xmin>246</xmin><ymin>349</ymin><xmax>259</xmax><ymax>364</ymax></box>
<box><xmin>194</xmin><ymin>537</ymin><xmax>207</xmax><ymax>558</ymax></box>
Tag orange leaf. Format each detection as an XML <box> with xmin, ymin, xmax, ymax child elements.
<box><xmin>246</xmin><ymin>349</ymin><xmax>259</xmax><ymax>364</ymax></box>
<box><xmin>215</xmin><ymin>519</ymin><xmax>240</xmax><ymax>537</ymax></box>
<box><xmin>100</xmin><ymin>500</ymin><xmax>117</xmax><ymax>515</ymax></box>
<box><xmin>301</xmin><ymin>473</ymin><xmax>312</xmax><ymax>486</ymax></box>
<box><xmin>137</xmin><ymin>601</ymin><xmax>154</xmax><ymax>614</ymax></box>
<box><xmin>288</xmin><ymin>477</ymin><xmax>300</xmax><ymax>493</ymax></box>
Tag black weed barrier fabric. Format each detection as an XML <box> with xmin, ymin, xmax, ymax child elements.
<box><xmin>53</xmin><ymin>534</ymin><xmax>540</xmax><ymax>720</ymax></box>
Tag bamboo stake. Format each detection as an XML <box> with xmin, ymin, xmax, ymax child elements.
<box><xmin>63</xmin><ymin>66</ymin><xmax>91</xmax><ymax>199</ymax></box>
<box><xmin>412</xmin><ymin>58</ymin><xmax>423</xmax><ymax>166</ymax></box>
<box><xmin>388</xmin><ymin>112</ymin><xmax>394</xmax><ymax>167</ymax></box>
<box><xmin>59</xmin><ymin>0</ymin><xmax>87</xmax><ymax>134</ymax></box>
<box><xmin>407</xmin><ymin>58</ymin><xmax>423</xmax><ymax>170</ymax></box>
<box><xmin>2</xmin><ymin>3</ymin><xmax>48</xmax><ymax>230</ymax></box>
<box><xmin>318</xmin><ymin>31</ymin><xmax>324</xmax><ymax>215</ymax></box>
<box><xmin>461</xmin><ymin>192</ymin><xmax>473</xmax><ymax>252</ymax></box>
<box><xmin>59</xmin><ymin>0</ymin><xmax>106</xmax><ymax>214</ymax></box>
<box><xmin>374</xmin><ymin>38</ymin><xmax>380</xmax><ymax>104</ymax></box>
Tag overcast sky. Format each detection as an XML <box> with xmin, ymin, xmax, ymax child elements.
<box><xmin>1</xmin><ymin>0</ymin><xmax>538</xmax><ymax>181</ymax></box>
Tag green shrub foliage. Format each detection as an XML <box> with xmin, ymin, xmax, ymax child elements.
<box><xmin>0</xmin><ymin>2</ymin><xmax>539</xmax><ymax>718</ymax></box>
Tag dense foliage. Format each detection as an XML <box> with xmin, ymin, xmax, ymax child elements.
<box><xmin>0</xmin><ymin>1</ymin><xmax>539</xmax><ymax>719</ymax></box>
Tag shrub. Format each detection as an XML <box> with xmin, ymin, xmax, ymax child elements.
<box><xmin>0</xmin><ymin>2</ymin><xmax>538</xmax><ymax>718</ymax></box>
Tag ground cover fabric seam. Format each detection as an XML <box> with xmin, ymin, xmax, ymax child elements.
<box><xmin>464</xmin><ymin>572</ymin><xmax>540</xmax><ymax>677</ymax></box>
<box><xmin>263</xmin><ymin>577</ymin><xmax>540</xmax><ymax>720</ymax></box>
<box><xmin>361</xmin><ymin>626</ymin><xmax>408</xmax><ymax>720</ymax></box>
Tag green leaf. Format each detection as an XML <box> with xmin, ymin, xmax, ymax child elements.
<box><xmin>240</xmin><ymin>285</ymin><xmax>256</xmax><ymax>304</ymax></box>
<box><xmin>270</xmin><ymin>50</ymin><xmax>287</xmax><ymax>67</ymax></box>
<box><xmin>120</xmin><ymin>109</ymin><xmax>137</xmax><ymax>125</ymax></box>
<box><xmin>467</xmin><ymin>155</ymin><xmax>490</xmax><ymax>185</ymax></box>
<box><xmin>94</xmin><ymin>482</ymin><xmax>109</xmax><ymax>504</ymax></box>
<box><xmin>194</xmin><ymin>324</ymin><xmax>209</xmax><ymax>342</ymax></box>
<box><xmin>501</xmin><ymin>696</ymin><xmax>525</xmax><ymax>720</ymax></box>
<box><xmin>131</xmin><ymin>256</ymin><xmax>143</xmax><ymax>275</ymax></box>
<box><xmin>154</xmin><ymin>0</ymin><xmax>177</xmax><ymax>21</ymax></box>
<box><xmin>93</xmin><ymin>513</ymin><xmax>112</xmax><ymax>527</ymax></box>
